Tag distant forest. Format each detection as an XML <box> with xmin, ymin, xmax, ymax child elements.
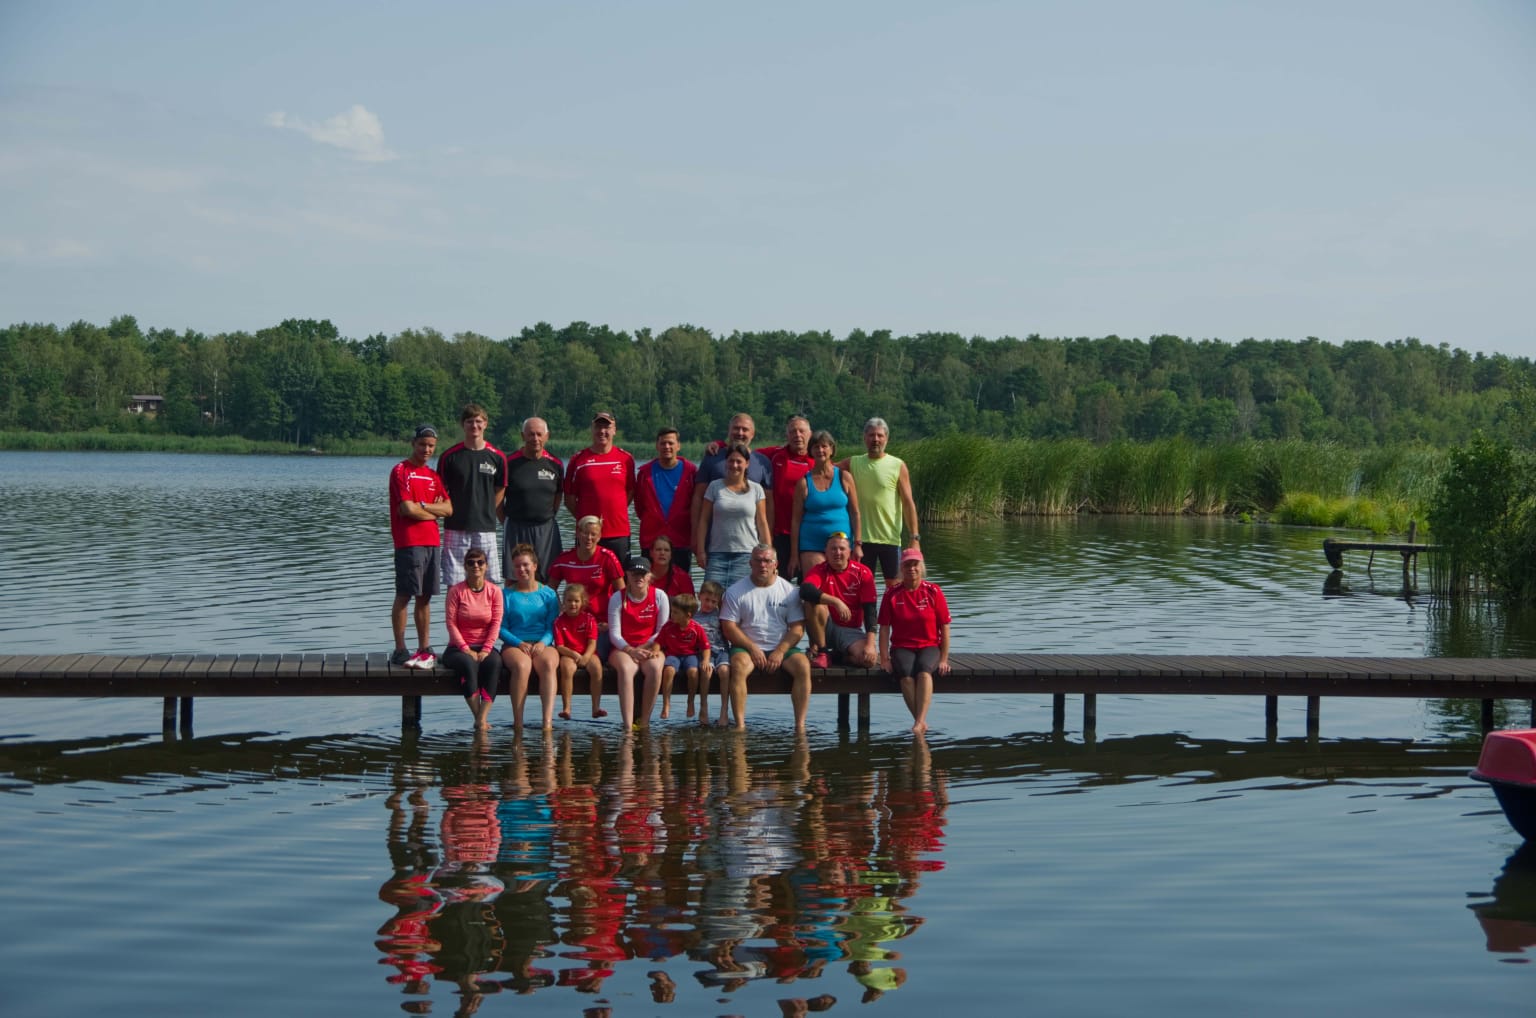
<box><xmin>3</xmin><ymin>316</ymin><xmax>1533</xmax><ymax>449</ymax></box>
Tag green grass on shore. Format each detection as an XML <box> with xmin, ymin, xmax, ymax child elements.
<box><xmin>901</xmin><ymin>435</ymin><xmax>1442</xmax><ymax>535</ymax></box>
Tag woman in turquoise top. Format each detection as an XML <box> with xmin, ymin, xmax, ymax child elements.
<box><xmin>499</xmin><ymin>543</ymin><xmax>561</xmax><ymax>729</ymax></box>
<box><xmin>791</xmin><ymin>430</ymin><xmax>861</xmax><ymax>580</ymax></box>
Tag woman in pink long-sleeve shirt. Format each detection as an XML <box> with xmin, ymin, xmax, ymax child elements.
<box><xmin>443</xmin><ymin>548</ymin><xmax>505</xmax><ymax>730</ymax></box>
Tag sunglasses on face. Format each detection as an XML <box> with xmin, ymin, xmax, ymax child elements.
<box><xmin>465</xmin><ymin>559</ymin><xmax>487</xmax><ymax>568</ymax></box>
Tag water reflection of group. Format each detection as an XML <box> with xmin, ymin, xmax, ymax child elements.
<box><xmin>376</xmin><ymin>732</ymin><xmax>946</xmax><ymax>1011</ymax></box>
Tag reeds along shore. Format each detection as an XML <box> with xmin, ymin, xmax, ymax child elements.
<box><xmin>902</xmin><ymin>436</ymin><xmax>1444</xmax><ymax>534</ymax></box>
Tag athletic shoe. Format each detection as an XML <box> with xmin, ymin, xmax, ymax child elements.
<box><xmin>809</xmin><ymin>650</ymin><xmax>830</xmax><ymax>670</ymax></box>
<box><xmin>405</xmin><ymin>649</ymin><xmax>437</xmax><ymax>670</ymax></box>
<box><xmin>389</xmin><ymin>648</ymin><xmax>412</xmax><ymax>667</ymax></box>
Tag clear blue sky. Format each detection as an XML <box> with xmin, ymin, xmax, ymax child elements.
<box><xmin>3</xmin><ymin>0</ymin><xmax>1533</xmax><ymax>357</ymax></box>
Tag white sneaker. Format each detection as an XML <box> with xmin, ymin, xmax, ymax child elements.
<box><xmin>405</xmin><ymin>649</ymin><xmax>437</xmax><ymax>670</ymax></box>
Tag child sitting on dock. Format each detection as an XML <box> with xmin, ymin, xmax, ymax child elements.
<box><xmin>694</xmin><ymin>580</ymin><xmax>731</xmax><ymax>726</ymax></box>
<box><xmin>553</xmin><ymin>582</ymin><xmax>606</xmax><ymax>720</ymax></box>
<box><xmin>657</xmin><ymin>593</ymin><xmax>712</xmax><ymax>720</ymax></box>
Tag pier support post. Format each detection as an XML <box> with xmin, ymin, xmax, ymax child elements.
<box><xmin>401</xmin><ymin>695</ymin><xmax>421</xmax><ymax>729</ymax></box>
<box><xmin>1265</xmin><ymin>695</ymin><xmax>1278</xmax><ymax>741</ymax></box>
<box><xmin>857</xmin><ymin>693</ymin><xmax>871</xmax><ymax>732</ymax></box>
<box><xmin>179</xmin><ymin>696</ymin><xmax>193</xmax><ymax>733</ymax></box>
<box><xmin>1083</xmin><ymin>693</ymin><xmax>1096</xmax><ymax>737</ymax></box>
<box><xmin>1481</xmin><ymin>699</ymin><xmax>1495</xmax><ymax>734</ymax></box>
<box><xmin>837</xmin><ymin>693</ymin><xmax>850</xmax><ymax>730</ymax></box>
<box><xmin>1306</xmin><ymin>696</ymin><xmax>1320</xmax><ymax>738</ymax></box>
<box><xmin>1052</xmin><ymin>693</ymin><xmax>1065</xmax><ymax>734</ymax></box>
<box><xmin>162</xmin><ymin>696</ymin><xmax>176</xmax><ymax>730</ymax></box>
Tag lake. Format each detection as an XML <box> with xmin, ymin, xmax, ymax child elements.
<box><xmin>2</xmin><ymin>450</ymin><xmax>1535</xmax><ymax>1016</ymax></box>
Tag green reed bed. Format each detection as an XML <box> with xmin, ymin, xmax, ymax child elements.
<box><xmin>1357</xmin><ymin>446</ymin><xmax>1446</xmax><ymax>506</ymax></box>
<box><xmin>902</xmin><ymin>435</ymin><xmax>1433</xmax><ymax>532</ymax></box>
<box><xmin>1190</xmin><ymin>443</ymin><xmax>1259</xmax><ymax>514</ymax></box>
<box><xmin>0</xmin><ymin>430</ymin><xmax>311</xmax><ymax>455</ymax></box>
<box><xmin>1004</xmin><ymin>439</ymin><xmax>1093</xmax><ymax>514</ymax></box>
<box><xmin>1089</xmin><ymin>439</ymin><xmax>1199</xmax><ymax>514</ymax></box>
<box><xmin>903</xmin><ymin>433</ymin><xmax>1007</xmax><ymax>519</ymax></box>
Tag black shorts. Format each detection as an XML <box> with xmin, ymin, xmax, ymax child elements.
<box><xmin>889</xmin><ymin>645</ymin><xmax>940</xmax><ymax>680</ymax></box>
<box><xmin>863</xmin><ymin>542</ymin><xmax>900</xmax><ymax>581</ymax></box>
<box><xmin>394</xmin><ymin>546</ymin><xmax>441</xmax><ymax>597</ymax></box>
<box><xmin>506</xmin><ymin>517</ymin><xmax>561</xmax><ymax>584</ymax></box>
<box><xmin>772</xmin><ymin>533</ymin><xmax>795</xmax><ymax>577</ymax></box>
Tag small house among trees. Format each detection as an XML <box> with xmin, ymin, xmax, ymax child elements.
<box><xmin>127</xmin><ymin>395</ymin><xmax>165</xmax><ymax>415</ymax></box>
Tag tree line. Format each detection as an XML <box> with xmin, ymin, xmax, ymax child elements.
<box><xmin>3</xmin><ymin>315</ymin><xmax>1532</xmax><ymax>449</ymax></box>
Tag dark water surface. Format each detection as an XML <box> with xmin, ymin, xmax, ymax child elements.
<box><xmin>3</xmin><ymin>451</ymin><xmax>1535</xmax><ymax>1016</ymax></box>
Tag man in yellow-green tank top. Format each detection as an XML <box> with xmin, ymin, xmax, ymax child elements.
<box><xmin>839</xmin><ymin>417</ymin><xmax>920</xmax><ymax>583</ymax></box>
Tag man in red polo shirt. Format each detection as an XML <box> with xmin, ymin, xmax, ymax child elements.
<box><xmin>564</xmin><ymin>409</ymin><xmax>636</xmax><ymax>564</ymax></box>
<box><xmin>798</xmin><ymin>532</ymin><xmax>879</xmax><ymax>669</ymax></box>
<box><xmin>763</xmin><ymin>415</ymin><xmax>813</xmax><ymax>578</ymax></box>
<box><xmin>389</xmin><ymin>425</ymin><xmax>453</xmax><ymax>669</ymax></box>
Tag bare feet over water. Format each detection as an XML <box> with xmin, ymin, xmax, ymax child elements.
<box><xmin>778</xmin><ymin>995</ymin><xmax>836</xmax><ymax>1016</ymax></box>
<box><xmin>911</xmin><ymin>721</ymin><xmax>927</xmax><ymax>734</ymax></box>
<box><xmin>648</xmin><ymin>970</ymin><xmax>676</xmax><ymax>1004</ymax></box>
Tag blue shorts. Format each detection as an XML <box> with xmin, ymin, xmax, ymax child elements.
<box><xmin>664</xmin><ymin>654</ymin><xmax>700</xmax><ymax>672</ymax></box>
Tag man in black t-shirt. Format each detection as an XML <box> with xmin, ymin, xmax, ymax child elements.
<box><xmin>436</xmin><ymin>403</ymin><xmax>508</xmax><ymax>585</ymax></box>
<box><xmin>503</xmin><ymin>416</ymin><xmax>564</xmax><ymax>583</ymax></box>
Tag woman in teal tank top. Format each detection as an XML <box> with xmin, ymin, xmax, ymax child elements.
<box><xmin>791</xmin><ymin>430</ymin><xmax>862</xmax><ymax>579</ymax></box>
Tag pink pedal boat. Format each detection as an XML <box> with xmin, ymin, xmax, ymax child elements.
<box><xmin>1472</xmin><ymin>729</ymin><xmax>1536</xmax><ymax>840</ymax></box>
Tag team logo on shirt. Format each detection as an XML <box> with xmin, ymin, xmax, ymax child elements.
<box><xmin>537</xmin><ymin>468</ymin><xmax>558</xmax><ymax>481</ymax></box>
<box><xmin>477</xmin><ymin>461</ymin><xmax>498</xmax><ymax>475</ymax></box>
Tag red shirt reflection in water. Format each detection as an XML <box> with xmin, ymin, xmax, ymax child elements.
<box><xmin>376</xmin><ymin>872</ymin><xmax>444</xmax><ymax>987</ymax></box>
<box><xmin>554</xmin><ymin>783</ymin><xmax>627</xmax><ymax>989</ymax></box>
<box><xmin>440</xmin><ymin>784</ymin><xmax>501</xmax><ymax>865</ymax></box>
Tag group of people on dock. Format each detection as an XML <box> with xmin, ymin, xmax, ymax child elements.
<box><xmin>387</xmin><ymin>406</ymin><xmax>951</xmax><ymax>733</ymax></box>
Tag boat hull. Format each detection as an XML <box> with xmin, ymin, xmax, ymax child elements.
<box><xmin>1472</xmin><ymin>729</ymin><xmax>1536</xmax><ymax>841</ymax></box>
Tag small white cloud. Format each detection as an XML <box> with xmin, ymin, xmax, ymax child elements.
<box><xmin>265</xmin><ymin>104</ymin><xmax>398</xmax><ymax>162</ymax></box>
<box><xmin>0</xmin><ymin>236</ymin><xmax>99</xmax><ymax>263</ymax></box>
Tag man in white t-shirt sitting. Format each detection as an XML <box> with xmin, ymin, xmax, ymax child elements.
<box><xmin>719</xmin><ymin>543</ymin><xmax>812</xmax><ymax>731</ymax></box>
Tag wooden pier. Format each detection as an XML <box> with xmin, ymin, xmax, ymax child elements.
<box><xmin>1323</xmin><ymin>520</ymin><xmax>1437</xmax><ymax>571</ymax></box>
<box><xmin>2</xmin><ymin>652</ymin><xmax>1533</xmax><ymax>736</ymax></box>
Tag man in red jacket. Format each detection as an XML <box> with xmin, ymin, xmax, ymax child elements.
<box><xmin>635</xmin><ymin>427</ymin><xmax>697</xmax><ymax>573</ymax></box>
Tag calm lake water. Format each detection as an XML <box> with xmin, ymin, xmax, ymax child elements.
<box><xmin>3</xmin><ymin>450</ymin><xmax>1536</xmax><ymax>1016</ymax></box>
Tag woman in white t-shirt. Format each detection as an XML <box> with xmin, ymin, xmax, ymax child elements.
<box><xmin>694</xmin><ymin>443</ymin><xmax>770</xmax><ymax>589</ymax></box>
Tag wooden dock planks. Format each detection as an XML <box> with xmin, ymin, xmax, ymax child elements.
<box><xmin>1</xmin><ymin>652</ymin><xmax>1534</xmax><ymax>701</ymax></box>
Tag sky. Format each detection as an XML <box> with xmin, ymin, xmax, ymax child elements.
<box><xmin>2</xmin><ymin>0</ymin><xmax>1534</xmax><ymax>358</ymax></box>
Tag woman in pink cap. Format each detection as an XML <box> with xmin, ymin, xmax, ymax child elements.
<box><xmin>877</xmin><ymin>548</ymin><xmax>951</xmax><ymax>734</ymax></box>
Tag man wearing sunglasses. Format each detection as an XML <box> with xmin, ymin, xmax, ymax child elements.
<box><xmin>799</xmin><ymin>532</ymin><xmax>879</xmax><ymax>670</ymax></box>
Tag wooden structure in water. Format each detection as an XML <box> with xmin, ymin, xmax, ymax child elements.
<box><xmin>2</xmin><ymin>651</ymin><xmax>1533</xmax><ymax>737</ymax></box>
<box><xmin>1323</xmin><ymin>521</ymin><xmax>1437</xmax><ymax>571</ymax></box>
